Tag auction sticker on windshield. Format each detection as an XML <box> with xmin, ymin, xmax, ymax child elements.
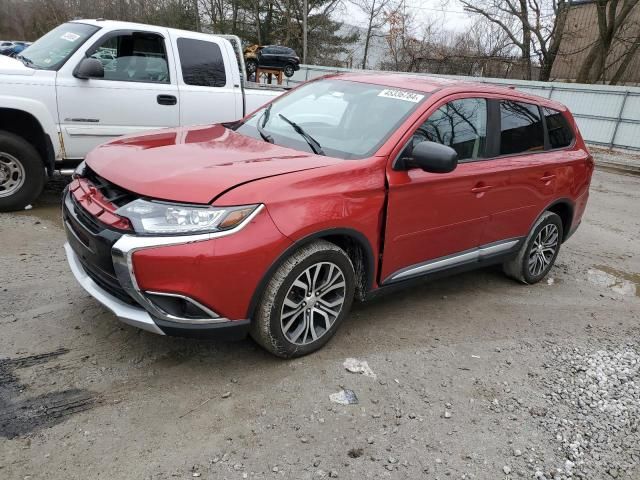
<box><xmin>378</xmin><ymin>89</ymin><xmax>424</xmax><ymax>103</ymax></box>
<box><xmin>61</xmin><ymin>32</ymin><xmax>80</xmax><ymax>42</ymax></box>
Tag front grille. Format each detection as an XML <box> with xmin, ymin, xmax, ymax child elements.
<box><xmin>70</xmin><ymin>195</ymin><xmax>102</xmax><ymax>234</ymax></box>
<box><xmin>63</xmin><ymin>188</ymin><xmax>136</xmax><ymax>306</ymax></box>
<box><xmin>81</xmin><ymin>259</ymin><xmax>137</xmax><ymax>306</ymax></box>
<box><xmin>84</xmin><ymin>166</ymin><xmax>138</xmax><ymax>208</ymax></box>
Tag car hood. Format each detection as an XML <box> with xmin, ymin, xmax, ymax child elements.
<box><xmin>86</xmin><ymin>124</ymin><xmax>343</xmax><ymax>204</ymax></box>
<box><xmin>0</xmin><ymin>54</ymin><xmax>35</xmax><ymax>76</ymax></box>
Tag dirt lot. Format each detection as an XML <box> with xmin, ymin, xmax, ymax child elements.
<box><xmin>1</xmin><ymin>167</ymin><xmax>639</xmax><ymax>480</ymax></box>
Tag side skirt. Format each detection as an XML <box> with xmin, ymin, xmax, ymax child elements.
<box><xmin>365</xmin><ymin>238</ymin><xmax>523</xmax><ymax>301</ymax></box>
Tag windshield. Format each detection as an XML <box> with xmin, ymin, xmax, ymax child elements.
<box><xmin>235</xmin><ymin>79</ymin><xmax>426</xmax><ymax>159</ymax></box>
<box><xmin>17</xmin><ymin>22</ymin><xmax>100</xmax><ymax>70</ymax></box>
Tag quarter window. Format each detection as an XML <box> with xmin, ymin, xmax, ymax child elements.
<box><xmin>499</xmin><ymin>101</ymin><xmax>544</xmax><ymax>155</ymax></box>
<box><xmin>90</xmin><ymin>33</ymin><xmax>169</xmax><ymax>84</ymax></box>
<box><xmin>177</xmin><ymin>38</ymin><xmax>226</xmax><ymax>87</ymax></box>
<box><xmin>543</xmin><ymin>107</ymin><xmax>574</xmax><ymax>149</ymax></box>
<box><xmin>408</xmin><ymin>98</ymin><xmax>488</xmax><ymax>162</ymax></box>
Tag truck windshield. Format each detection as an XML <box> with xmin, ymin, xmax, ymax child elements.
<box><xmin>17</xmin><ymin>22</ymin><xmax>100</xmax><ymax>71</ymax></box>
<box><xmin>235</xmin><ymin>79</ymin><xmax>426</xmax><ymax>160</ymax></box>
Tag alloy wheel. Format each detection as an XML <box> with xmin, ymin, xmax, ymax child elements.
<box><xmin>0</xmin><ymin>152</ymin><xmax>25</xmax><ymax>198</ymax></box>
<box><xmin>280</xmin><ymin>261</ymin><xmax>346</xmax><ymax>345</ymax></box>
<box><xmin>528</xmin><ymin>224</ymin><xmax>559</xmax><ymax>277</ymax></box>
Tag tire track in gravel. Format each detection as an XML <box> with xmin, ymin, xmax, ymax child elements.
<box><xmin>0</xmin><ymin>348</ymin><xmax>100</xmax><ymax>439</ymax></box>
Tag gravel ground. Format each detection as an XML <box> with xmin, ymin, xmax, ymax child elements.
<box><xmin>1</xmin><ymin>165</ymin><xmax>639</xmax><ymax>480</ymax></box>
<box><xmin>590</xmin><ymin>146</ymin><xmax>640</xmax><ymax>174</ymax></box>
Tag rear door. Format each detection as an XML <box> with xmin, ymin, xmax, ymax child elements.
<box><xmin>170</xmin><ymin>32</ymin><xmax>242</xmax><ymax>126</ymax></box>
<box><xmin>381</xmin><ymin>96</ymin><xmax>496</xmax><ymax>284</ymax></box>
<box><xmin>56</xmin><ymin>27</ymin><xmax>180</xmax><ymax>159</ymax></box>
<box><xmin>476</xmin><ymin>99</ymin><xmax>566</xmax><ymax>245</ymax></box>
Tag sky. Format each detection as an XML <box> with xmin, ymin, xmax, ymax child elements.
<box><xmin>343</xmin><ymin>0</ymin><xmax>474</xmax><ymax>34</ymax></box>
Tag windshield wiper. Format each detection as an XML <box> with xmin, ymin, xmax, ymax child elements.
<box><xmin>16</xmin><ymin>54</ymin><xmax>35</xmax><ymax>68</ymax></box>
<box><xmin>256</xmin><ymin>104</ymin><xmax>274</xmax><ymax>144</ymax></box>
<box><xmin>278</xmin><ymin>114</ymin><xmax>325</xmax><ymax>156</ymax></box>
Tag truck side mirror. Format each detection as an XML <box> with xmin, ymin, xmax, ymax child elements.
<box><xmin>74</xmin><ymin>57</ymin><xmax>104</xmax><ymax>80</ymax></box>
<box><xmin>407</xmin><ymin>141</ymin><xmax>458</xmax><ymax>173</ymax></box>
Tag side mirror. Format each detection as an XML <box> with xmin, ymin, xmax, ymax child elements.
<box><xmin>74</xmin><ymin>57</ymin><xmax>104</xmax><ymax>80</ymax></box>
<box><xmin>407</xmin><ymin>141</ymin><xmax>458</xmax><ymax>173</ymax></box>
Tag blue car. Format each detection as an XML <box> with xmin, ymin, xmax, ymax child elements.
<box><xmin>1</xmin><ymin>41</ymin><xmax>29</xmax><ymax>57</ymax></box>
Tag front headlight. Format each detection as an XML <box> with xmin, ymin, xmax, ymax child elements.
<box><xmin>115</xmin><ymin>199</ymin><xmax>261</xmax><ymax>235</ymax></box>
<box><xmin>73</xmin><ymin>160</ymin><xmax>87</xmax><ymax>178</ymax></box>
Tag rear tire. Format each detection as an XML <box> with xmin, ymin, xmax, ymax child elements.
<box><xmin>250</xmin><ymin>240</ymin><xmax>355</xmax><ymax>358</ymax></box>
<box><xmin>0</xmin><ymin>131</ymin><xmax>45</xmax><ymax>212</ymax></box>
<box><xmin>503</xmin><ymin>211</ymin><xmax>563</xmax><ymax>284</ymax></box>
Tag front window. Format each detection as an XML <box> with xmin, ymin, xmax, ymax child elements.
<box><xmin>405</xmin><ymin>98</ymin><xmax>488</xmax><ymax>162</ymax></box>
<box><xmin>89</xmin><ymin>32</ymin><xmax>169</xmax><ymax>84</ymax></box>
<box><xmin>235</xmin><ymin>79</ymin><xmax>426</xmax><ymax>159</ymax></box>
<box><xmin>17</xmin><ymin>22</ymin><xmax>99</xmax><ymax>70</ymax></box>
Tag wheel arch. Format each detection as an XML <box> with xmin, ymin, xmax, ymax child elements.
<box><xmin>246</xmin><ymin>227</ymin><xmax>376</xmax><ymax>319</ymax></box>
<box><xmin>537</xmin><ymin>198</ymin><xmax>574</xmax><ymax>242</ymax></box>
<box><xmin>0</xmin><ymin>105</ymin><xmax>57</xmax><ymax>175</ymax></box>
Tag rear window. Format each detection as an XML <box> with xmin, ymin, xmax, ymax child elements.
<box><xmin>177</xmin><ymin>38</ymin><xmax>226</xmax><ymax>87</ymax></box>
<box><xmin>543</xmin><ymin>107</ymin><xmax>574</xmax><ymax>149</ymax></box>
<box><xmin>499</xmin><ymin>101</ymin><xmax>545</xmax><ymax>155</ymax></box>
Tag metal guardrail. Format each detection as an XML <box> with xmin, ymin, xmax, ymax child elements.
<box><xmin>285</xmin><ymin>65</ymin><xmax>640</xmax><ymax>152</ymax></box>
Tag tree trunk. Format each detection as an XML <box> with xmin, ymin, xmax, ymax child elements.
<box><xmin>519</xmin><ymin>0</ymin><xmax>532</xmax><ymax>80</ymax></box>
<box><xmin>362</xmin><ymin>0</ymin><xmax>376</xmax><ymax>69</ymax></box>
<box><xmin>610</xmin><ymin>36</ymin><xmax>640</xmax><ymax>85</ymax></box>
<box><xmin>254</xmin><ymin>0</ymin><xmax>261</xmax><ymax>44</ymax></box>
<box><xmin>539</xmin><ymin>0</ymin><xmax>569</xmax><ymax>81</ymax></box>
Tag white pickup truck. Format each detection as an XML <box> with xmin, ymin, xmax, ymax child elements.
<box><xmin>0</xmin><ymin>19</ymin><xmax>284</xmax><ymax>211</ymax></box>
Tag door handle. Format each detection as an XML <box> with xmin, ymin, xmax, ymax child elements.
<box><xmin>157</xmin><ymin>94</ymin><xmax>177</xmax><ymax>106</ymax></box>
<box><xmin>540</xmin><ymin>174</ymin><xmax>556</xmax><ymax>182</ymax></box>
<box><xmin>471</xmin><ymin>184</ymin><xmax>493</xmax><ymax>194</ymax></box>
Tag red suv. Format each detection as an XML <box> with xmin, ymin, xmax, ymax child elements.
<box><xmin>63</xmin><ymin>74</ymin><xmax>593</xmax><ymax>357</ymax></box>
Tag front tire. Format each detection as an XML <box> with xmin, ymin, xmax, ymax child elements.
<box><xmin>0</xmin><ymin>131</ymin><xmax>45</xmax><ymax>212</ymax></box>
<box><xmin>283</xmin><ymin>64</ymin><xmax>295</xmax><ymax>77</ymax></box>
<box><xmin>250</xmin><ymin>240</ymin><xmax>355</xmax><ymax>358</ymax></box>
<box><xmin>503</xmin><ymin>211</ymin><xmax>563</xmax><ymax>284</ymax></box>
<box><xmin>246</xmin><ymin>59</ymin><xmax>258</xmax><ymax>76</ymax></box>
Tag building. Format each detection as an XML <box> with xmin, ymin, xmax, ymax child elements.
<box><xmin>551</xmin><ymin>0</ymin><xmax>640</xmax><ymax>84</ymax></box>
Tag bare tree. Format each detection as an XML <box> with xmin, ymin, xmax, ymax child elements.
<box><xmin>459</xmin><ymin>0</ymin><xmax>532</xmax><ymax>79</ymax></box>
<box><xmin>575</xmin><ymin>0</ymin><xmax>640</xmax><ymax>83</ymax></box>
<box><xmin>609</xmin><ymin>30</ymin><xmax>640</xmax><ymax>84</ymax></box>
<box><xmin>458</xmin><ymin>0</ymin><xmax>570</xmax><ymax>81</ymax></box>
<box><xmin>349</xmin><ymin>0</ymin><xmax>398</xmax><ymax>68</ymax></box>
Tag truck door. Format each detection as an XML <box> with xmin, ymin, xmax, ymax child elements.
<box><xmin>56</xmin><ymin>27</ymin><xmax>180</xmax><ymax>159</ymax></box>
<box><xmin>169</xmin><ymin>32</ymin><xmax>242</xmax><ymax>126</ymax></box>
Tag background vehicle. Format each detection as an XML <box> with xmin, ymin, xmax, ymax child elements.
<box><xmin>63</xmin><ymin>74</ymin><xmax>593</xmax><ymax>358</ymax></box>
<box><xmin>0</xmin><ymin>20</ymin><xmax>284</xmax><ymax>211</ymax></box>
<box><xmin>0</xmin><ymin>41</ymin><xmax>15</xmax><ymax>55</ymax></box>
<box><xmin>245</xmin><ymin>45</ymin><xmax>300</xmax><ymax>77</ymax></box>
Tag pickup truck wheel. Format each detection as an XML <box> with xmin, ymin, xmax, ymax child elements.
<box><xmin>0</xmin><ymin>131</ymin><xmax>45</xmax><ymax>212</ymax></box>
<box><xmin>250</xmin><ymin>240</ymin><xmax>355</xmax><ymax>358</ymax></box>
<box><xmin>283</xmin><ymin>64</ymin><xmax>295</xmax><ymax>78</ymax></box>
<box><xmin>503</xmin><ymin>211</ymin><xmax>563</xmax><ymax>284</ymax></box>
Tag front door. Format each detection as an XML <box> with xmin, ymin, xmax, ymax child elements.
<box><xmin>56</xmin><ymin>28</ymin><xmax>180</xmax><ymax>159</ymax></box>
<box><xmin>381</xmin><ymin>97</ymin><xmax>494</xmax><ymax>283</ymax></box>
